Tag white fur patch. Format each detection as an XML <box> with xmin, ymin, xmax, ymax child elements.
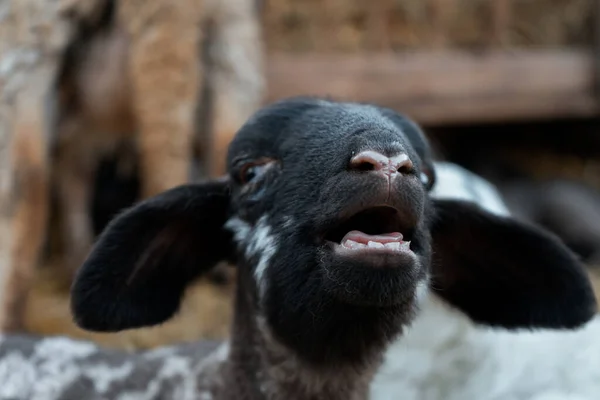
<box><xmin>194</xmin><ymin>342</ymin><xmax>230</xmax><ymax>374</ymax></box>
<box><xmin>116</xmin><ymin>356</ymin><xmax>194</xmax><ymax>400</ymax></box>
<box><xmin>224</xmin><ymin>216</ymin><xmax>251</xmax><ymax>244</ymax></box>
<box><xmin>84</xmin><ymin>362</ymin><xmax>135</xmax><ymax>393</ymax></box>
<box><xmin>225</xmin><ymin>215</ymin><xmax>279</xmax><ymax>295</ymax></box>
<box><xmin>372</xmin><ymin>297</ymin><xmax>600</xmax><ymax>400</ymax></box>
<box><xmin>0</xmin><ymin>352</ymin><xmax>36</xmax><ymax>398</ymax></box>
<box><xmin>0</xmin><ymin>337</ymin><xmax>99</xmax><ymax>399</ymax></box>
<box><xmin>431</xmin><ymin>161</ymin><xmax>511</xmax><ymax>217</ymax></box>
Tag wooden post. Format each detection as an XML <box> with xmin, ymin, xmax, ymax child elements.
<box><xmin>490</xmin><ymin>0</ymin><xmax>511</xmax><ymax>46</ymax></box>
<box><xmin>429</xmin><ymin>0</ymin><xmax>454</xmax><ymax>48</ymax></box>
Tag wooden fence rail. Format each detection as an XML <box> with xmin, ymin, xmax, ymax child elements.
<box><xmin>266</xmin><ymin>50</ymin><xmax>600</xmax><ymax>126</ymax></box>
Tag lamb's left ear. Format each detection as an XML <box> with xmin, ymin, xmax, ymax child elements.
<box><xmin>430</xmin><ymin>198</ymin><xmax>597</xmax><ymax>330</ymax></box>
<box><xmin>71</xmin><ymin>180</ymin><xmax>233</xmax><ymax>332</ymax></box>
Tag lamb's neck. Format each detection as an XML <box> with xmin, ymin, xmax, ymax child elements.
<box><xmin>222</xmin><ymin>284</ymin><xmax>380</xmax><ymax>400</ymax></box>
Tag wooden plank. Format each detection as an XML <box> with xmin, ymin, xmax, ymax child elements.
<box><xmin>389</xmin><ymin>92</ymin><xmax>600</xmax><ymax>126</ymax></box>
<box><xmin>266</xmin><ymin>50</ymin><xmax>600</xmax><ymax>125</ymax></box>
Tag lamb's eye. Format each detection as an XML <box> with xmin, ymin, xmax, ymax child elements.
<box><xmin>240</xmin><ymin>161</ymin><xmax>270</xmax><ymax>184</ymax></box>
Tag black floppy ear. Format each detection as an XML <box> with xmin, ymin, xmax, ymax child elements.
<box><xmin>429</xmin><ymin>198</ymin><xmax>597</xmax><ymax>330</ymax></box>
<box><xmin>71</xmin><ymin>180</ymin><xmax>233</xmax><ymax>332</ymax></box>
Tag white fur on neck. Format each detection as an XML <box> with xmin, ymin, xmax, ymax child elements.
<box><xmin>225</xmin><ymin>215</ymin><xmax>278</xmax><ymax>295</ymax></box>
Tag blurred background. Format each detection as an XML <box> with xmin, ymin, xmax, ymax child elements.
<box><xmin>2</xmin><ymin>0</ymin><xmax>600</xmax><ymax>351</ymax></box>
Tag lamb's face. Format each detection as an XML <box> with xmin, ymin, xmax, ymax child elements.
<box><xmin>224</xmin><ymin>98</ymin><xmax>438</xmax><ymax>363</ymax></box>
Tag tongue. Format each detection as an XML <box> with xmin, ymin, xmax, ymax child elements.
<box><xmin>340</xmin><ymin>230</ymin><xmax>404</xmax><ymax>245</ymax></box>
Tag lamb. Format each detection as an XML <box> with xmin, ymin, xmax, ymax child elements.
<box><xmin>0</xmin><ymin>0</ymin><xmax>264</xmax><ymax>332</ymax></box>
<box><xmin>371</xmin><ymin>162</ymin><xmax>600</xmax><ymax>400</ymax></box>
<box><xmin>0</xmin><ymin>97</ymin><xmax>596</xmax><ymax>400</ymax></box>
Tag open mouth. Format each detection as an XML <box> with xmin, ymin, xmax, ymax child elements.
<box><xmin>324</xmin><ymin>206</ymin><xmax>415</xmax><ymax>257</ymax></box>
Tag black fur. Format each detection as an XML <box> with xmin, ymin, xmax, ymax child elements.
<box><xmin>430</xmin><ymin>199</ymin><xmax>597</xmax><ymax>330</ymax></box>
<box><xmin>71</xmin><ymin>181</ymin><xmax>233</xmax><ymax>331</ymax></box>
<box><xmin>71</xmin><ymin>97</ymin><xmax>597</xmax><ymax>370</ymax></box>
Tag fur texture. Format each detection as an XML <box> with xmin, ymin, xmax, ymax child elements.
<box><xmin>1</xmin><ymin>97</ymin><xmax>596</xmax><ymax>399</ymax></box>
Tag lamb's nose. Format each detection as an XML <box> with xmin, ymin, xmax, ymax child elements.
<box><xmin>349</xmin><ymin>150</ymin><xmax>413</xmax><ymax>176</ymax></box>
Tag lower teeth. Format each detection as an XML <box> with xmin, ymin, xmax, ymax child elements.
<box><xmin>342</xmin><ymin>239</ymin><xmax>411</xmax><ymax>251</ymax></box>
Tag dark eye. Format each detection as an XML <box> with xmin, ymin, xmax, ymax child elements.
<box><xmin>239</xmin><ymin>161</ymin><xmax>270</xmax><ymax>184</ymax></box>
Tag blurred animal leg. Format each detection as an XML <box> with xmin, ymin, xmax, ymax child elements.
<box><xmin>0</xmin><ymin>78</ymin><xmax>51</xmax><ymax>332</ymax></box>
<box><xmin>119</xmin><ymin>1</ymin><xmax>200</xmax><ymax>197</ymax></box>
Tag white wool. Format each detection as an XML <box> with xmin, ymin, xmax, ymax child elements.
<box><xmin>372</xmin><ymin>297</ymin><xmax>600</xmax><ymax>400</ymax></box>
<box><xmin>430</xmin><ymin>161</ymin><xmax>510</xmax><ymax>217</ymax></box>
<box><xmin>371</xmin><ymin>161</ymin><xmax>600</xmax><ymax>400</ymax></box>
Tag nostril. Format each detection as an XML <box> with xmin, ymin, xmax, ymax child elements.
<box><xmin>354</xmin><ymin>161</ymin><xmax>376</xmax><ymax>172</ymax></box>
<box><xmin>350</xmin><ymin>151</ymin><xmax>414</xmax><ymax>176</ymax></box>
<box><xmin>349</xmin><ymin>151</ymin><xmax>388</xmax><ymax>172</ymax></box>
<box><xmin>395</xmin><ymin>157</ymin><xmax>414</xmax><ymax>174</ymax></box>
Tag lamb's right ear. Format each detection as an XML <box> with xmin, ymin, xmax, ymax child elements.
<box><xmin>71</xmin><ymin>180</ymin><xmax>233</xmax><ymax>332</ymax></box>
<box><xmin>429</xmin><ymin>199</ymin><xmax>597</xmax><ymax>330</ymax></box>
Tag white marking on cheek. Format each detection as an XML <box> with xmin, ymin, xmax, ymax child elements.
<box><xmin>248</xmin><ymin>217</ymin><xmax>279</xmax><ymax>295</ymax></box>
<box><xmin>224</xmin><ymin>217</ymin><xmax>251</xmax><ymax>244</ymax></box>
